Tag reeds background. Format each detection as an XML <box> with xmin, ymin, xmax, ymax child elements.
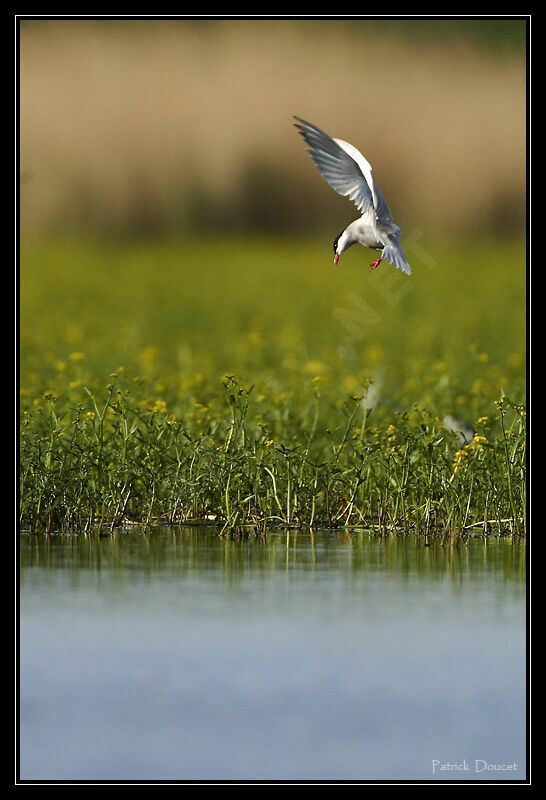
<box><xmin>20</xmin><ymin>19</ymin><xmax>526</xmax><ymax>238</ymax></box>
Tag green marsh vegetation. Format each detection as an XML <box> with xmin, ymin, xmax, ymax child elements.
<box><xmin>19</xmin><ymin>20</ymin><xmax>526</xmax><ymax>535</ymax></box>
<box><xmin>20</xmin><ymin>236</ymin><xmax>525</xmax><ymax>535</ymax></box>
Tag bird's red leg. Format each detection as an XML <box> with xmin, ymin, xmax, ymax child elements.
<box><xmin>370</xmin><ymin>257</ymin><xmax>382</xmax><ymax>270</ymax></box>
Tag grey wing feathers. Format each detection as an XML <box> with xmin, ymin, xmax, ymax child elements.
<box><xmin>294</xmin><ymin>117</ymin><xmax>375</xmax><ymax>216</ymax></box>
<box><xmin>374</xmin><ymin>185</ymin><xmax>399</xmax><ymax>233</ymax></box>
<box><xmin>381</xmin><ymin>238</ymin><xmax>412</xmax><ymax>275</ymax></box>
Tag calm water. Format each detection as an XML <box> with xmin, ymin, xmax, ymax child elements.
<box><xmin>19</xmin><ymin>529</ymin><xmax>526</xmax><ymax>782</ymax></box>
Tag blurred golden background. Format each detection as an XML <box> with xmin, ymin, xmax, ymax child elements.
<box><xmin>20</xmin><ymin>19</ymin><xmax>526</xmax><ymax>238</ymax></box>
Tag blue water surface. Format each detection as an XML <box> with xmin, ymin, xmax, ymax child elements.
<box><xmin>19</xmin><ymin>529</ymin><xmax>526</xmax><ymax>782</ymax></box>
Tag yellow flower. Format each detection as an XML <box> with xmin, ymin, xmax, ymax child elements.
<box><xmin>453</xmin><ymin>448</ymin><xmax>469</xmax><ymax>470</ymax></box>
<box><xmin>64</xmin><ymin>323</ymin><xmax>83</xmax><ymax>344</ymax></box>
<box><xmin>343</xmin><ymin>374</ymin><xmax>360</xmax><ymax>392</ymax></box>
<box><xmin>469</xmin><ymin>434</ymin><xmax>487</xmax><ymax>449</ymax></box>
<box><xmin>247</xmin><ymin>331</ymin><xmax>263</xmax><ymax>345</ymax></box>
<box><xmin>303</xmin><ymin>360</ymin><xmax>329</xmax><ymax>376</ymax></box>
<box><xmin>69</xmin><ymin>352</ymin><xmax>85</xmax><ymax>362</ymax></box>
<box><xmin>139</xmin><ymin>346</ymin><xmax>159</xmax><ymax>371</ymax></box>
<box><xmin>365</xmin><ymin>344</ymin><xmax>385</xmax><ymax>363</ymax></box>
<box><xmin>471</xmin><ymin>379</ymin><xmax>487</xmax><ymax>396</ymax></box>
<box><xmin>152</xmin><ymin>399</ymin><xmax>167</xmax><ymax>413</ymax></box>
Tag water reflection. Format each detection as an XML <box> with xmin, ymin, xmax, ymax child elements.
<box><xmin>20</xmin><ymin>527</ymin><xmax>526</xmax><ymax>583</ymax></box>
<box><xmin>19</xmin><ymin>529</ymin><xmax>526</xmax><ymax>782</ymax></box>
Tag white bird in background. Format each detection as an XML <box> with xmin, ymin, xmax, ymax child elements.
<box><xmin>294</xmin><ymin>117</ymin><xmax>412</xmax><ymax>275</ymax></box>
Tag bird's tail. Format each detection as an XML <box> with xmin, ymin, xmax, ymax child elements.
<box><xmin>382</xmin><ymin>238</ymin><xmax>412</xmax><ymax>275</ymax></box>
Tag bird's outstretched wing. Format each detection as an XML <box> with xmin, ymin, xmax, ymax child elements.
<box><xmin>294</xmin><ymin>116</ymin><xmax>392</xmax><ymax>222</ymax></box>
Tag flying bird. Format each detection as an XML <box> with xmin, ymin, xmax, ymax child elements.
<box><xmin>294</xmin><ymin>117</ymin><xmax>411</xmax><ymax>275</ymax></box>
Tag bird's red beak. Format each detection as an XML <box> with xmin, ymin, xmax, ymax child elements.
<box><xmin>333</xmin><ymin>253</ymin><xmax>339</xmax><ymax>266</ymax></box>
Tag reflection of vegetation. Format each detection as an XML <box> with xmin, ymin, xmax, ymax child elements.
<box><xmin>19</xmin><ymin>528</ymin><xmax>526</xmax><ymax>589</ymax></box>
<box><xmin>20</xmin><ymin>237</ymin><xmax>525</xmax><ymax>534</ymax></box>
